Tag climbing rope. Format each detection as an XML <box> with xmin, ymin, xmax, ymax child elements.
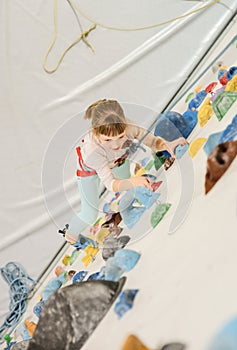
<box><xmin>69</xmin><ymin>0</ymin><xmax>221</xmax><ymax>32</ymax></box>
<box><xmin>43</xmin><ymin>0</ymin><xmax>221</xmax><ymax>73</ymax></box>
<box><xmin>0</xmin><ymin>262</ymin><xmax>36</xmax><ymax>343</ymax></box>
<box><xmin>43</xmin><ymin>0</ymin><xmax>96</xmax><ymax>73</ymax></box>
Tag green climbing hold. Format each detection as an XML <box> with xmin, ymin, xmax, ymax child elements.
<box><xmin>153</xmin><ymin>152</ymin><xmax>166</xmax><ymax>170</ymax></box>
<box><xmin>150</xmin><ymin>203</ymin><xmax>171</xmax><ymax>228</ymax></box>
<box><xmin>144</xmin><ymin>159</ymin><xmax>154</xmax><ymax>171</ymax></box>
<box><xmin>70</xmin><ymin>250</ymin><xmax>80</xmax><ymax>265</ymax></box>
<box><xmin>185</xmin><ymin>92</ymin><xmax>194</xmax><ymax>103</ymax></box>
<box><xmin>212</xmin><ymin>91</ymin><xmax>237</xmax><ymax>121</ymax></box>
<box><xmin>4</xmin><ymin>334</ymin><xmax>12</xmax><ymax>345</ymax></box>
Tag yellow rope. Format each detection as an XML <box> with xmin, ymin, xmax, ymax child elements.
<box><xmin>43</xmin><ymin>0</ymin><xmax>220</xmax><ymax>73</ymax></box>
<box><xmin>42</xmin><ymin>0</ymin><xmax>96</xmax><ymax>74</ymax></box>
<box><xmin>69</xmin><ymin>0</ymin><xmax>221</xmax><ymax>32</ymax></box>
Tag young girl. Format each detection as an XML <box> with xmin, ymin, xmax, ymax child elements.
<box><xmin>65</xmin><ymin>99</ymin><xmax>187</xmax><ymax>244</ymax></box>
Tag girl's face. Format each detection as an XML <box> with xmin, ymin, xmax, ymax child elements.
<box><xmin>97</xmin><ymin>131</ymin><xmax>126</xmax><ymax>151</ymax></box>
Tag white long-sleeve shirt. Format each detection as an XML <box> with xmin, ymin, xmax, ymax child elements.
<box><xmin>80</xmin><ymin>121</ymin><xmax>159</xmax><ymax>192</ymax></box>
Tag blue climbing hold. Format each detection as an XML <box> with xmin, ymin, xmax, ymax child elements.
<box><xmin>87</xmin><ymin>270</ymin><xmax>105</xmax><ymax>281</ymax></box>
<box><xmin>203</xmin><ymin>132</ymin><xmax>223</xmax><ymax>156</ymax></box>
<box><xmin>114</xmin><ymin>289</ymin><xmax>139</xmax><ymax>319</ymax></box>
<box><xmin>33</xmin><ymin>299</ymin><xmax>45</xmax><ymax>318</ymax></box>
<box><xmin>72</xmin><ymin>271</ymin><xmax>88</xmax><ymax>284</ymax></box>
<box><xmin>104</xmin><ymin>249</ymin><xmax>140</xmax><ymax>281</ymax></box>
<box><xmin>219</xmin><ymin>114</ymin><xmax>237</xmax><ymax>143</ymax></box>
<box><xmin>174</xmin><ymin>144</ymin><xmax>189</xmax><ymax>158</ymax></box>
<box><xmin>188</xmin><ymin>90</ymin><xmax>207</xmax><ymax>109</ymax></box>
<box><xmin>154</xmin><ymin>110</ymin><xmax>197</xmax><ymax>141</ymax></box>
<box><xmin>73</xmin><ymin>234</ymin><xmax>97</xmax><ymax>249</ymax></box>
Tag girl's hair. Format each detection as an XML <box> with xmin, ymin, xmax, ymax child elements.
<box><xmin>84</xmin><ymin>99</ymin><xmax>127</xmax><ymax>136</ymax></box>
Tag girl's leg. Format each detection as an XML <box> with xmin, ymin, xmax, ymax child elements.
<box><xmin>67</xmin><ymin>160</ymin><xmax>130</xmax><ymax>241</ymax></box>
<box><xmin>112</xmin><ymin>159</ymin><xmax>131</xmax><ymax>180</ymax></box>
<box><xmin>68</xmin><ymin>174</ymin><xmax>100</xmax><ymax>237</ymax></box>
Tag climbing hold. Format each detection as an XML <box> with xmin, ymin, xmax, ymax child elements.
<box><xmin>87</xmin><ymin>270</ymin><xmax>105</xmax><ymax>281</ymax></box>
<box><xmin>150</xmin><ymin>203</ymin><xmax>171</xmax><ymax>228</ymax></box>
<box><xmin>81</xmin><ymin>244</ymin><xmax>99</xmax><ymax>267</ymax></box>
<box><xmin>153</xmin><ymin>151</ymin><xmax>167</xmax><ymax>170</ymax></box>
<box><xmin>188</xmin><ymin>138</ymin><xmax>207</xmax><ymax>158</ymax></box>
<box><xmin>188</xmin><ymin>90</ymin><xmax>207</xmax><ymax>110</ymax></box>
<box><xmin>205</xmin><ymin>82</ymin><xmax>217</xmax><ymax>93</ymax></box>
<box><xmin>96</xmin><ymin>227</ymin><xmax>111</xmax><ymax>246</ymax></box>
<box><xmin>102</xmin><ymin>236</ymin><xmax>131</xmax><ymax>261</ymax></box>
<box><xmin>203</xmin><ymin>132</ymin><xmax>223</xmax><ymax>156</ymax></box>
<box><xmin>70</xmin><ymin>250</ymin><xmax>80</xmax><ymax>265</ymax></box>
<box><xmin>24</xmin><ymin>320</ymin><xmax>37</xmax><ymax>338</ymax></box>
<box><xmin>120</xmin><ymin>334</ymin><xmax>150</xmax><ymax>350</ymax></box>
<box><xmin>219</xmin><ymin>114</ymin><xmax>237</xmax><ymax>143</ymax></box>
<box><xmin>207</xmin><ymin>316</ymin><xmax>237</xmax><ymax>350</ymax></box>
<box><xmin>9</xmin><ymin>339</ymin><xmax>30</xmax><ymax>349</ymax></box>
<box><xmin>119</xmin><ymin>187</ymin><xmax>160</xmax><ymax>229</ymax></box>
<box><xmin>210</xmin><ymin>86</ymin><xmax>226</xmax><ymax>103</ymax></box>
<box><xmin>62</xmin><ymin>255</ymin><xmax>70</xmax><ymax>266</ymax></box>
<box><xmin>54</xmin><ymin>266</ymin><xmax>65</xmax><ymax>277</ymax></box>
<box><xmin>104</xmin><ymin>249</ymin><xmax>140</xmax><ymax>281</ymax></box>
<box><xmin>185</xmin><ymin>92</ymin><xmax>194</xmax><ymax>103</ymax></box>
<box><xmin>144</xmin><ymin>159</ymin><xmax>154</xmax><ymax>171</ymax></box>
<box><xmin>205</xmin><ymin>141</ymin><xmax>237</xmax><ymax>194</ymax></box>
<box><xmin>33</xmin><ymin>300</ymin><xmax>45</xmax><ymax>318</ymax></box>
<box><xmin>212</xmin><ymin>91</ymin><xmax>237</xmax><ymax>121</ymax></box>
<box><xmin>73</xmin><ymin>234</ymin><xmax>97</xmax><ymax>250</ymax></box>
<box><xmin>72</xmin><ymin>271</ymin><xmax>88</xmax><ymax>284</ymax></box>
<box><xmin>198</xmin><ymin>97</ymin><xmax>213</xmax><ymax>126</ymax></box>
<box><xmin>114</xmin><ymin>289</ymin><xmax>139</xmax><ymax>319</ymax></box>
<box><xmin>26</xmin><ymin>278</ymin><xmax>126</xmax><ymax>350</ymax></box>
<box><xmin>174</xmin><ymin>144</ymin><xmax>189</xmax><ymax>159</ymax></box>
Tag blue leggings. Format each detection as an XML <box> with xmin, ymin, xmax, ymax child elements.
<box><xmin>69</xmin><ymin>160</ymin><xmax>131</xmax><ymax>236</ymax></box>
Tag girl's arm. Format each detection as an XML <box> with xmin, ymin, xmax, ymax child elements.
<box><xmin>155</xmin><ymin>137</ymin><xmax>188</xmax><ymax>157</ymax></box>
<box><xmin>85</xmin><ymin>147</ymin><xmax>153</xmax><ymax>192</ymax></box>
<box><xmin>126</xmin><ymin>121</ymin><xmax>187</xmax><ymax>157</ymax></box>
<box><xmin>112</xmin><ymin>176</ymin><xmax>152</xmax><ymax>192</ymax></box>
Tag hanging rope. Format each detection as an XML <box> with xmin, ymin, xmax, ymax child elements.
<box><xmin>43</xmin><ymin>0</ymin><xmax>220</xmax><ymax>73</ymax></box>
<box><xmin>0</xmin><ymin>262</ymin><xmax>36</xmax><ymax>343</ymax></box>
<box><xmin>43</xmin><ymin>0</ymin><xmax>96</xmax><ymax>74</ymax></box>
<box><xmin>68</xmin><ymin>0</ymin><xmax>221</xmax><ymax>32</ymax></box>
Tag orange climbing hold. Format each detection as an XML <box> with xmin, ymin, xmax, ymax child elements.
<box><xmin>120</xmin><ymin>334</ymin><xmax>150</xmax><ymax>350</ymax></box>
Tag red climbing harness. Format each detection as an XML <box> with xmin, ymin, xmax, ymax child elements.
<box><xmin>76</xmin><ymin>146</ymin><xmax>97</xmax><ymax>177</ymax></box>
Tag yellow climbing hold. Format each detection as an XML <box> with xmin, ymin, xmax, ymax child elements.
<box><xmin>110</xmin><ymin>199</ymin><xmax>119</xmax><ymax>212</ymax></box>
<box><xmin>198</xmin><ymin>97</ymin><xmax>213</xmax><ymax>127</ymax></box>
<box><xmin>195</xmin><ymin>85</ymin><xmax>202</xmax><ymax>93</ymax></box>
<box><xmin>62</xmin><ymin>254</ymin><xmax>71</xmax><ymax>266</ymax></box>
<box><xmin>225</xmin><ymin>74</ymin><xmax>237</xmax><ymax>92</ymax></box>
<box><xmin>135</xmin><ymin>167</ymin><xmax>146</xmax><ymax>176</ymax></box>
<box><xmin>96</xmin><ymin>227</ymin><xmax>110</xmax><ymax>246</ymax></box>
<box><xmin>82</xmin><ymin>244</ymin><xmax>99</xmax><ymax>267</ymax></box>
<box><xmin>188</xmin><ymin>138</ymin><xmax>207</xmax><ymax>158</ymax></box>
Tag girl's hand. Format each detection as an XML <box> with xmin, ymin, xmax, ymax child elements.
<box><xmin>129</xmin><ymin>176</ymin><xmax>153</xmax><ymax>191</ymax></box>
<box><xmin>156</xmin><ymin>137</ymin><xmax>188</xmax><ymax>158</ymax></box>
<box><xmin>113</xmin><ymin>176</ymin><xmax>153</xmax><ymax>192</ymax></box>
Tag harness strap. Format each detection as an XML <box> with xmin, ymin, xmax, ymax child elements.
<box><xmin>76</xmin><ymin>146</ymin><xmax>97</xmax><ymax>177</ymax></box>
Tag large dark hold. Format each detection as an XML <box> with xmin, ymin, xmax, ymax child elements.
<box><xmin>16</xmin><ymin>278</ymin><xmax>125</xmax><ymax>350</ymax></box>
<box><xmin>161</xmin><ymin>343</ymin><xmax>186</xmax><ymax>350</ymax></box>
<box><xmin>205</xmin><ymin>140</ymin><xmax>237</xmax><ymax>194</ymax></box>
<box><xmin>12</xmin><ymin>340</ymin><xmax>30</xmax><ymax>350</ymax></box>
